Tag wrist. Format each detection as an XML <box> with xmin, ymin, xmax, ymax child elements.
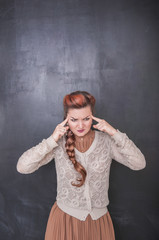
<box><xmin>51</xmin><ymin>133</ymin><xmax>58</xmax><ymax>143</ymax></box>
<box><xmin>109</xmin><ymin>128</ymin><xmax>117</xmax><ymax>136</ymax></box>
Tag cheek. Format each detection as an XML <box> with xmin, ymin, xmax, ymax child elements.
<box><xmin>85</xmin><ymin>120</ymin><xmax>92</xmax><ymax>127</ymax></box>
<box><xmin>68</xmin><ymin>121</ymin><xmax>76</xmax><ymax>129</ymax></box>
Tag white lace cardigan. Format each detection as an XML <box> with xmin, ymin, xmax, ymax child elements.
<box><xmin>16</xmin><ymin>129</ymin><xmax>146</xmax><ymax>221</ymax></box>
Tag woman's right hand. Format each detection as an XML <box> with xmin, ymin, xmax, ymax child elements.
<box><xmin>52</xmin><ymin>117</ymin><xmax>69</xmax><ymax>142</ymax></box>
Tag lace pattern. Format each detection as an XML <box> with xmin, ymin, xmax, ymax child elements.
<box><xmin>17</xmin><ymin>130</ymin><xmax>146</xmax><ymax>212</ymax></box>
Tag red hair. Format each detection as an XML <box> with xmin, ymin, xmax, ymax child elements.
<box><xmin>63</xmin><ymin>91</ymin><xmax>96</xmax><ymax>187</ymax></box>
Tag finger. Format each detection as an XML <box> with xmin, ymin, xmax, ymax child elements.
<box><xmin>64</xmin><ymin>125</ymin><xmax>70</xmax><ymax>131</ymax></box>
<box><xmin>63</xmin><ymin>127</ymin><xmax>70</xmax><ymax>134</ymax></box>
<box><xmin>60</xmin><ymin>117</ymin><xmax>69</xmax><ymax>126</ymax></box>
<box><xmin>93</xmin><ymin>124</ymin><xmax>105</xmax><ymax>132</ymax></box>
<box><xmin>58</xmin><ymin>126</ymin><xmax>68</xmax><ymax>132</ymax></box>
<box><xmin>91</xmin><ymin>115</ymin><xmax>102</xmax><ymax>123</ymax></box>
<box><xmin>96</xmin><ymin>122</ymin><xmax>105</xmax><ymax>128</ymax></box>
<box><xmin>65</xmin><ymin>126</ymin><xmax>70</xmax><ymax>131</ymax></box>
<box><xmin>59</xmin><ymin>129</ymin><xmax>66</xmax><ymax>135</ymax></box>
<box><xmin>93</xmin><ymin>121</ymin><xmax>102</xmax><ymax>127</ymax></box>
<box><xmin>97</xmin><ymin>126</ymin><xmax>106</xmax><ymax>132</ymax></box>
<box><xmin>93</xmin><ymin>122</ymin><xmax>104</xmax><ymax>128</ymax></box>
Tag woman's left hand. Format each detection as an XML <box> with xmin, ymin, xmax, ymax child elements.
<box><xmin>91</xmin><ymin>115</ymin><xmax>117</xmax><ymax>136</ymax></box>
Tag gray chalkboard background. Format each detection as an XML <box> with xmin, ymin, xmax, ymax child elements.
<box><xmin>0</xmin><ymin>0</ymin><xmax>158</xmax><ymax>239</ymax></box>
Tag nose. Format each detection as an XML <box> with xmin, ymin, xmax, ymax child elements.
<box><xmin>78</xmin><ymin>120</ymin><xmax>84</xmax><ymax>129</ymax></box>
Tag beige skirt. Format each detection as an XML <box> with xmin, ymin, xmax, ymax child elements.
<box><xmin>45</xmin><ymin>201</ymin><xmax>115</xmax><ymax>240</ymax></box>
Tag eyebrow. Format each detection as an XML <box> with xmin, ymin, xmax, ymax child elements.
<box><xmin>70</xmin><ymin>115</ymin><xmax>91</xmax><ymax>120</ymax></box>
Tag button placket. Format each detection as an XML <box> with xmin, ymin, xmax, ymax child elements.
<box><xmin>80</xmin><ymin>153</ymin><xmax>92</xmax><ymax>212</ymax></box>
<box><xmin>84</xmin><ymin>173</ymin><xmax>92</xmax><ymax>212</ymax></box>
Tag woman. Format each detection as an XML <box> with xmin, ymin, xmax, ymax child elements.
<box><xmin>16</xmin><ymin>90</ymin><xmax>146</xmax><ymax>240</ymax></box>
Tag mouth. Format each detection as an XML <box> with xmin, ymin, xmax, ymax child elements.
<box><xmin>77</xmin><ymin>129</ymin><xmax>85</xmax><ymax>133</ymax></box>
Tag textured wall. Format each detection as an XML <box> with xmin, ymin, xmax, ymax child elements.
<box><xmin>0</xmin><ymin>0</ymin><xmax>158</xmax><ymax>239</ymax></box>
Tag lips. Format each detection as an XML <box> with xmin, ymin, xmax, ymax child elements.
<box><xmin>77</xmin><ymin>129</ymin><xmax>85</xmax><ymax>133</ymax></box>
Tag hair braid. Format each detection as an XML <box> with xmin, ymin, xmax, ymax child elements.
<box><xmin>63</xmin><ymin>90</ymin><xmax>96</xmax><ymax>187</ymax></box>
<box><xmin>65</xmin><ymin>128</ymin><xmax>87</xmax><ymax>187</ymax></box>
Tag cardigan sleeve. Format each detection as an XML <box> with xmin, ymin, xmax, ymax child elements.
<box><xmin>110</xmin><ymin>129</ymin><xmax>146</xmax><ymax>170</ymax></box>
<box><xmin>16</xmin><ymin>135</ymin><xmax>59</xmax><ymax>174</ymax></box>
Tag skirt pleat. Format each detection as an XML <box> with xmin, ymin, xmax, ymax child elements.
<box><xmin>45</xmin><ymin>201</ymin><xmax>115</xmax><ymax>240</ymax></box>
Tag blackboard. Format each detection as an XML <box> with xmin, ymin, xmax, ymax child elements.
<box><xmin>0</xmin><ymin>0</ymin><xmax>158</xmax><ymax>239</ymax></box>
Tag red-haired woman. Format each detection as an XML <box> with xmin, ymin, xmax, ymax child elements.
<box><xmin>16</xmin><ymin>90</ymin><xmax>146</xmax><ymax>240</ymax></box>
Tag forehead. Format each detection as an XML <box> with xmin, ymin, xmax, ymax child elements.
<box><xmin>68</xmin><ymin>106</ymin><xmax>92</xmax><ymax>118</ymax></box>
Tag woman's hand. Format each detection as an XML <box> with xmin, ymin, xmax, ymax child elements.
<box><xmin>91</xmin><ymin>115</ymin><xmax>117</xmax><ymax>136</ymax></box>
<box><xmin>52</xmin><ymin>117</ymin><xmax>69</xmax><ymax>142</ymax></box>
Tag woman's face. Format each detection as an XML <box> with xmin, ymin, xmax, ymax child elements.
<box><xmin>67</xmin><ymin>105</ymin><xmax>93</xmax><ymax>137</ymax></box>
